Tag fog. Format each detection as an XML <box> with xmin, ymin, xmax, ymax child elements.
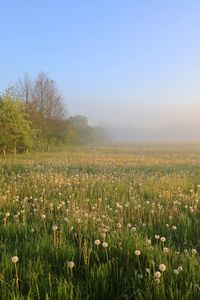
<box><xmin>68</xmin><ymin>97</ymin><xmax>200</xmax><ymax>142</ymax></box>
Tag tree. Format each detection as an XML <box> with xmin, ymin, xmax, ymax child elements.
<box><xmin>15</xmin><ymin>72</ymin><xmax>68</xmax><ymax>150</ymax></box>
<box><xmin>0</xmin><ymin>95</ymin><xmax>34</xmax><ymax>157</ymax></box>
<box><xmin>69</xmin><ymin>115</ymin><xmax>97</xmax><ymax>144</ymax></box>
<box><xmin>16</xmin><ymin>73</ymin><xmax>33</xmax><ymax>105</ymax></box>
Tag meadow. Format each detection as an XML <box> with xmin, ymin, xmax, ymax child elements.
<box><xmin>0</xmin><ymin>145</ymin><xmax>200</xmax><ymax>299</ymax></box>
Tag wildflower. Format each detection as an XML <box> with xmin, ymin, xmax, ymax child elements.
<box><xmin>154</xmin><ymin>271</ymin><xmax>161</xmax><ymax>278</ymax></box>
<box><xmin>11</xmin><ymin>256</ymin><xmax>19</xmax><ymax>263</ymax></box>
<box><xmin>146</xmin><ymin>268</ymin><xmax>150</xmax><ymax>273</ymax></box>
<box><xmin>137</xmin><ymin>274</ymin><xmax>143</xmax><ymax>279</ymax></box>
<box><xmin>172</xmin><ymin>226</ymin><xmax>177</xmax><ymax>231</ymax></box>
<box><xmin>5</xmin><ymin>212</ymin><xmax>10</xmax><ymax>217</ymax></box>
<box><xmin>41</xmin><ymin>214</ymin><xmax>46</xmax><ymax>220</ymax></box>
<box><xmin>178</xmin><ymin>266</ymin><xmax>183</xmax><ymax>272</ymax></box>
<box><xmin>173</xmin><ymin>269</ymin><xmax>179</xmax><ymax>275</ymax></box>
<box><xmin>155</xmin><ymin>235</ymin><xmax>160</xmax><ymax>240</ymax></box>
<box><xmin>68</xmin><ymin>261</ymin><xmax>75</xmax><ymax>269</ymax></box>
<box><xmin>192</xmin><ymin>248</ymin><xmax>197</xmax><ymax>255</ymax></box>
<box><xmin>94</xmin><ymin>239</ymin><xmax>101</xmax><ymax>246</ymax></box>
<box><xmin>102</xmin><ymin>242</ymin><xmax>108</xmax><ymax>248</ymax></box>
<box><xmin>52</xmin><ymin>225</ymin><xmax>58</xmax><ymax>231</ymax></box>
<box><xmin>163</xmin><ymin>247</ymin><xmax>170</xmax><ymax>253</ymax></box>
<box><xmin>30</xmin><ymin>228</ymin><xmax>34</xmax><ymax>233</ymax></box>
<box><xmin>159</xmin><ymin>264</ymin><xmax>166</xmax><ymax>272</ymax></box>
<box><xmin>160</xmin><ymin>237</ymin><xmax>166</xmax><ymax>242</ymax></box>
<box><xmin>131</xmin><ymin>227</ymin><xmax>137</xmax><ymax>232</ymax></box>
<box><xmin>135</xmin><ymin>250</ymin><xmax>141</xmax><ymax>256</ymax></box>
<box><xmin>155</xmin><ymin>278</ymin><xmax>160</xmax><ymax>284</ymax></box>
<box><xmin>146</xmin><ymin>239</ymin><xmax>151</xmax><ymax>245</ymax></box>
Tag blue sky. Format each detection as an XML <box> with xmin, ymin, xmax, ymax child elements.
<box><xmin>1</xmin><ymin>0</ymin><xmax>200</xmax><ymax>128</ymax></box>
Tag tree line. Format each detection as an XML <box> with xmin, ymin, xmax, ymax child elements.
<box><xmin>0</xmin><ymin>72</ymin><xmax>106</xmax><ymax>157</ymax></box>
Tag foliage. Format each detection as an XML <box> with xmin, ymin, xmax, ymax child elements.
<box><xmin>0</xmin><ymin>72</ymin><xmax>103</xmax><ymax>154</ymax></box>
<box><xmin>69</xmin><ymin>115</ymin><xmax>97</xmax><ymax>144</ymax></box>
<box><xmin>0</xmin><ymin>95</ymin><xmax>34</xmax><ymax>156</ymax></box>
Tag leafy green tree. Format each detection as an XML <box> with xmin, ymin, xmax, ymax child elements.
<box><xmin>69</xmin><ymin>115</ymin><xmax>97</xmax><ymax>144</ymax></box>
<box><xmin>0</xmin><ymin>95</ymin><xmax>34</xmax><ymax>157</ymax></box>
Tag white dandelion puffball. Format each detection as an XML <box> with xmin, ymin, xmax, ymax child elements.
<box><xmin>94</xmin><ymin>239</ymin><xmax>101</xmax><ymax>246</ymax></box>
<box><xmin>52</xmin><ymin>225</ymin><xmax>58</xmax><ymax>231</ymax></box>
<box><xmin>68</xmin><ymin>261</ymin><xmax>75</xmax><ymax>269</ymax></box>
<box><xmin>11</xmin><ymin>256</ymin><xmax>19</xmax><ymax>263</ymax></box>
<box><xmin>178</xmin><ymin>266</ymin><xmax>183</xmax><ymax>272</ymax></box>
<box><xmin>146</xmin><ymin>268</ymin><xmax>150</xmax><ymax>273</ymax></box>
<box><xmin>135</xmin><ymin>250</ymin><xmax>141</xmax><ymax>256</ymax></box>
<box><xmin>160</xmin><ymin>237</ymin><xmax>166</xmax><ymax>242</ymax></box>
<box><xmin>173</xmin><ymin>269</ymin><xmax>179</xmax><ymax>275</ymax></box>
<box><xmin>155</xmin><ymin>278</ymin><xmax>160</xmax><ymax>284</ymax></box>
<box><xmin>154</xmin><ymin>271</ymin><xmax>161</xmax><ymax>278</ymax></box>
<box><xmin>192</xmin><ymin>248</ymin><xmax>197</xmax><ymax>255</ymax></box>
<box><xmin>155</xmin><ymin>235</ymin><xmax>160</xmax><ymax>240</ymax></box>
<box><xmin>159</xmin><ymin>264</ymin><xmax>166</xmax><ymax>272</ymax></box>
<box><xmin>163</xmin><ymin>247</ymin><xmax>170</xmax><ymax>253</ymax></box>
<box><xmin>102</xmin><ymin>242</ymin><xmax>108</xmax><ymax>248</ymax></box>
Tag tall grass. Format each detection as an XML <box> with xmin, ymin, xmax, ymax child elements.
<box><xmin>0</xmin><ymin>145</ymin><xmax>200</xmax><ymax>299</ymax></box>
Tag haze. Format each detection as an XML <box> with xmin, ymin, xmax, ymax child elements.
<box><xmin>1</xmin><ymin>0</ymin><xmax>200</xmax><ymax>140</ymax></box>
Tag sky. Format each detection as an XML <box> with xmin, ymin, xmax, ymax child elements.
<box><xmin>0</xmin><ymin>0</ymin><xmax>200</xmax><ymax>129</ymax></box>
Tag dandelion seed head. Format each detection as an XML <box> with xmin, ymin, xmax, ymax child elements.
<box><xmin>159</xmin><ymin>264</ymin><xmax>166</xmax><ymax>272</ymax></box>
<box><xmin>154</xmin><ymin>271</ymin><xmax>161</xmax><ymax>278</ymax></box>
<box><xmin>192</xmin><ymin>248</ymin><xmax>197</xmax><ymax>255</ymax></box>
<box><xmin>102</xmin><ymin>242</ymin><xmax>108</xmax><ymax>248</ymax></box>
<box><xmin>11</xmin><ymin>256</ymin><xmax>19</xmax><ymax>263</ymax></box>
<box><xmin>94</xmin><ymin>239</ymin><xmax>101</xmax><ymax>246</ymax></box>
<box><xmin>135</xmin><ymin>250</ymin><xmax>141</xmax><ymax>256</ymax></box>
<box><xmin>68</xmin><ymin>261</ymin><xmax>75</xmax><ymax>269</ymax></box>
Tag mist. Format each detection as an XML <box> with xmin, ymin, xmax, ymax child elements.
<box><xmin>68</xmin><ymin>97</ymin><xmax>200</xmax><ymax>142</ymax></box>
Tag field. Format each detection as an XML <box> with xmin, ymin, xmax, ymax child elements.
<box><xmin>1</xmin><ymin>145</ymin><xmax>200</xmax><ymax>299</ymax></box>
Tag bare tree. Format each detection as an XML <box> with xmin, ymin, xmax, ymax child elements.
<box><xmin>13</xmin><ymin>72</ymin><xmax>68</xmax><ymax>151</ymax></box>
<box><xmin>16</xmin><ymin>73</ymin><xmax>33</xmax><ymax>105</ymax></box>
<box><xmin>33</xmin><ymin>72</ymin><xmax>67</xmax><ymax>120</ymax></box>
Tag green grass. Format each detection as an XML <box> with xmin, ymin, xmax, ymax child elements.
<box><xmin>0</xmin><ymin>145</ymin><xmax>200</xmax><ymax>299</ymax></box>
